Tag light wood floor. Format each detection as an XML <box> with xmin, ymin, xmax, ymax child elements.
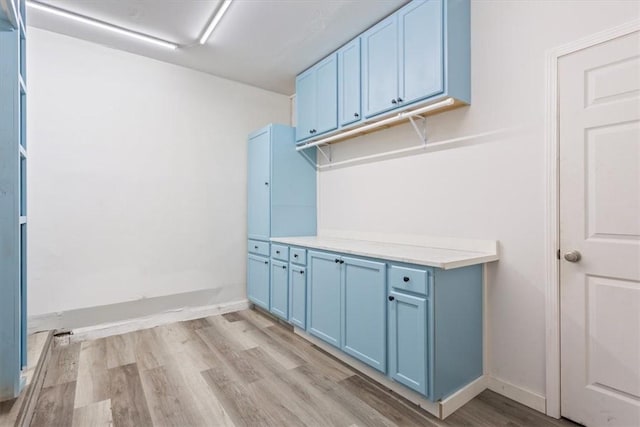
<box><xmin>0</xmin><ymin>331</ymin><xmax>51</xmax><ymax>427</ymax></box>
<box><xmin>30</xmin><ymin>309</ymin><xmax>578</xmax><ymax>427</ymax></box>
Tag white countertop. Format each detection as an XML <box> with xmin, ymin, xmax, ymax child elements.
<box><xmin>270</xmin><ymin>235</ymin><xmax>499</xmax><ymax>270</ymax></box>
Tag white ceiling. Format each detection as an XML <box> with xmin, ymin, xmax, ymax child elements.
<box><xmin>28</xmin><ymin>0</ymin><xmax>408</xmax><ymax>94</ymax></box>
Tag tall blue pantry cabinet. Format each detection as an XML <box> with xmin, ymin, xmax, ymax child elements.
<box><xmin>246</xmin><ymin>124</ymin><xmax>316</xmax><ymax>315</ymax></box>
<box><xmin>0</xmin><ymin>0</ymin><xmax>28</xmax><ymax>401</ymax></box>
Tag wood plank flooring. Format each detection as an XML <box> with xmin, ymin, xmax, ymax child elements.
<box><xmin>30</xmin><ymin>309</ymin><xmax>578</xmax><ymax>427</ymax></box>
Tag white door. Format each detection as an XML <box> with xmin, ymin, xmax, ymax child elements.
<box><xmin>559</xmin><ymin>30</ymin><xmax>640</xmax><ymax>427</ymax></box>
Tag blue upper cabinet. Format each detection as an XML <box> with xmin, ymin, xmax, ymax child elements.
<box><xmin>247</xmin><ymin>124</ymin><xmax>317</xmax><ymax>241</ymax></box>
<box><xmin>399</xmin><ymin>0</ymin><xmax>444</xmax><ymax>106</ymax></box>
<box><xmin>361</xmin><ymin>14</ymin><xmax>399</xmax><ymax>118</ymax></box>
<box><xmin>363</xmin><ymin>0</ymin><xmax>446</xmax><ymax>119</ymax></box>
<box><xmin>295</xmin><ymin>0</ymin><xmax>470</xmax><ymax>138</ymax></box>
<box><xmin>338</xmin><ymin>38</ymin><xmax>362</xmax><ymax>126</ymax></box>
<box><xmin>295</xmin><ymin>71</ymin><xmax>315</xmax><ymax>142</ymax></box>
<box><xmin>295</xmin><ymin>55</ymin><xmax>337</xmax><ymax>142</ymax></box>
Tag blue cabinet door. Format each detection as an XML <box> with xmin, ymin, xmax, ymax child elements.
<box><xmin>362</xmin><ymin>14</ymin><xmax>399</xmax><ymax>118</ymax></box>
<box><xmin>270</xmin><ymin>259</ymin><xmax>289</xmax><ymax>320</ymax></box>
<box><xmin>295</xmin><ymin>70</ymin><xmax>316</xmax><ymax>141</ymax></box>
<box><xmin>399</xmin><ymin>0</ymin><xmax>444</xmax><ymax>105</ymax></box>
<box><xmin>289</xmin><ymin>265</ymin><xmax>306</xmax><ymax>329</ymax></box>
<box><xmin>247</xmin><ymin>254</ymin><xmax>270</xmax><ymax>310</ymax></box>
<box><xmin>247</xmin><ymin>129</ymin><xmax>270</xmax><ymax>240</ymax></box>
<box><xmin>307</xmin><ymin>251</ymin><xmax>342</xmax><ymax>347</ymax></box>
<box><xmin>388</xmin><ymin>290</ymin><xmax>428</xmax><ymax>396</ymax></box>
<box><xmin>338</xmin><ymin>39</ymin><xmax>361</xmax><ymax>126</ymax></box>
<box><xmin>314</xmin><ymin>54</ymin><xmax>338</xmax><ymax>136</ymax></box>
<box><xmin>342</xmin><ymin>257</ymin><xmax>387</xmax><ymax>373</ymax></box>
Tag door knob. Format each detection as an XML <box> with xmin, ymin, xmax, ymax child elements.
<box><xmin>564</xmin><ymin>250</ymin><xmax>582</xmax><ymax>262</ymax></box>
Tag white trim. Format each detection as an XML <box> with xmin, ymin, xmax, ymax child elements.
<box><xmin>487</xmin><ymin>376</ymin><xmax>546</xmax><ymax>414</ymax></box>
<box><xmin>69</xmin><ymin>299</ymin><xmax>249</xmax><ymax>342</ymax></box>
<box><xmin>543</xmin><ymin>19</ymin><xmax>640</xmax><ymax>419</ymax></box>
<box><xmin>294</xmin><ymin>327</ymin><xmax>486</xmax><ymax>420</ymax></box>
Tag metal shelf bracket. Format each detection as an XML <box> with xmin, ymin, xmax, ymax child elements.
<box><xmin>408</xmin><ymin>115</ymin><xmax>428</xmax><ymax>144</ymax></box>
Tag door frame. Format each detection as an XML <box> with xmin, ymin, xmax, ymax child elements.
<box><xmin>543</xmin><ymin>19</ymin><xmax>640</xmax><ymax>419</ymax></box>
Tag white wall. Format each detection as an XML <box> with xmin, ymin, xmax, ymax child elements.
<box><xmin>318</xmin><ymin>1</ymin><xmax>639</xmax><ymax>402</ymax></box>
<box><xmin>27</xmin><ymin>28</ymin><xmax>290</xmax><ymax>319</ymax></box>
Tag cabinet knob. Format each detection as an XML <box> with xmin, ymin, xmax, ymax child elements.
<box><xmin>335</xmin><ymin>258</ymin><xmax>340</xmax><ymax>263</ymax></box>
<box><xmin>264</xmin><ymin>261</ymin><xmax>268</xmax><ymax>264</ymax></box>
<box><xmin>309</xmin><ymin>129</ymin><xmax>313</xmax><ymax>134</ymax></box>
<box><xmin>293</xmin><ymin>254</ymin><xmax>298</xmax><ymax>258</ymax></box>
<box><xmin>403</xmin><ymin>276</ymin><xmax>410</xmax><ymax>282</ymax></box>
<box><xmin>276</xmin><ymin>250</ymin><xmax>280</xmax><ymax>254</ymax></box>
<box><xmin>264</xmin><ymin>182</ymin><xmax>269</xmax><ymax>186</ymax></box>
<box><xmin>354</xmin><ymin>112</ymin><xmax>359</xmax><ymax>118</ymax></box>
<box><xmin>282</xmin><ymin>265</ymin><xmax>287</xmax><ymax>269</ymax></box>
<box><xmin>254</xmin><ymin>245</ymin><xmax>258</xmax><ymax>249</ymax></box>
<box><xmin>299</xmin><ymin>270</ymin><xmax>304</xmax><ymax>275</ymax></box>
<box><xmin>388</xmin><ymin>296</ymin><xmax>395</xmax><ymax>301</ymax></box>
<box><xmin>339</xmin><ymin>260</ymin><xmax>344</xmax><ymax>264</ymax></box>
<box><xmin>397</xmin><ymin>97</ymin><xmax>403</xmax><ymax>103</ymax></box>
<box><xmin>391</xmin><ymin>99</ymin><xmax>397</xmax><ymax>104</ymax></box>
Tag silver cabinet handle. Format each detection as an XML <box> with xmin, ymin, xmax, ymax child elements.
<box><xmin>564</xmin><ymin>250</ymin><xmax>581</xmax><ymax>263</ymax></box>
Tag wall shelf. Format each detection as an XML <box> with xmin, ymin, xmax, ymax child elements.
<box><xmin>296</xmin><ymin>97</ymin><xmax>460</xmax><ymax>153</ymax></box>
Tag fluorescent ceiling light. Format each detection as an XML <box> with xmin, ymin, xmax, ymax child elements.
<box><xmin>199</xmin><ymin>0</ymin><xmax>232</xmax><ymax>45</ymax></box>
<box><xmin>26</xmin><ymin>0</ymin><xmax>178</xmax><ymax>50</ymax></box>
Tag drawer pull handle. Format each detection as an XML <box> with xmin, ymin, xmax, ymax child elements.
<box><xmin>403</xmin><ymin>276</ymin><xmax>410</xmax><ymax>282</ymax></box>
<box><xmin>388</xmin><ymin>296</ymin><xmax>395</xmax><ymax>301</ymax></box>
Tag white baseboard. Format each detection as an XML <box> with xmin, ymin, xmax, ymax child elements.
<box><xmin>69</xmin><ymin>299</ymin><xmax>249</xmax><ymax>342</ymax></box>
<box><xmin>487</xmin><ymin>376</ymin><xmax>546</xmax><ymax>413</ymax></box>
<box><xmin>440</xmin><ymin>375</ymin><xmax>488</xmax><ymax>418</ymax></box>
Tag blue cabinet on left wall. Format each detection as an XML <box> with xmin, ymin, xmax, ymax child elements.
<box><xmin>0</xmin><ymin>0</ymin><xmax>28</xmax><ymax>402</ymax></box>
<box><xmin>246</xmin><ymin>124</ymin><xmax>316</xmax><ymax>310</ymax></box>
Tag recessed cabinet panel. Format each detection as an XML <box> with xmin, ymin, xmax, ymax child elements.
<box><xmin>388</xmin><ymin>290</ymin><xmax>428</xmax><ymax>395</ymax></box>
<box><xmin>295</xmin><ymin>71</ymin><xmax>316</xmax><ymax>141</ymax></box>
<box><xmin>315</xmin><ymin>55</ymin><xmax>338</xmax><ymax>135</ymax></box>
<box><xmin>338</xmin><ymin>39</ymin><xmax>362</xmax><ymax>126</ymax></box>
<box><xmin>247</xmin><ymin>254</ymin><xmax>270</xmax><ymax>310</ymax></box>
<box><xmin>247</xmin><ymin>130</ymin><xmax>270</xmax><ymax>240</ymax></box>
<box><xmin>400</xmin><ymin>0</ymin><xmax>444</xmax><ymax>105</ymax></box>
<box><xmin>289</xmin><ymin>266</ymin><xmax>306</xmax><ymax>329</ymax></box>
<box><xmin>307</xmin><ymin>251</ymin><xmax>342</xmax><ymax>347</ymax></box>
<box><xmin>362</xmin><ymin>14</ymin><xmax>399</xmax><ymax>118</ymax></box>
<box><xmin>342</xmin><ymin>257</ymin><xmax>387</xmax><ymax>372</ymax></box>
<box><xmin>270</xmin><ymin>259</ymin><xmax>289</xmax><ymax>320</ymax></box>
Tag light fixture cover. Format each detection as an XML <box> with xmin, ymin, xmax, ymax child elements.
<box><xmin>199</xmin><ymin>0</ymin><xmax>233</xmax><ymax>45</ymax></box>
<box><xmin>26</xmin><ymin>0</ymin><xmax>178</xmax><ymax>50</ymax></box>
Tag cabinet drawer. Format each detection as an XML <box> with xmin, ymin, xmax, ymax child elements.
<box><xmin>289</xmin><ymin>247</ymin><xmax>307</xmax><ymax>265</ymax></box>
<box><xmin>248</xmin><ymin>240</ymin><xmax>270</xmax><ymax>257</ymax></box>
<box><xmin>271</xmin><ymin>244</ymin><xmax>289</xmax><ymax>261</ymax></box>
<box><xmin>388</xmin><ymin>265</ymin><xmax>429</xmax><ymax>296</ymax></box>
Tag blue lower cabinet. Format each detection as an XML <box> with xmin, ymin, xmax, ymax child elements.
<box><xmin>247</xmin><ymin>254</ymin><xmax>270</xmax><ymax>310</ymax></box>
<box><xmin>342</xmin><ymin>257</ymin><xmax>386</xmax><ymax>373</ymax></box>
<box><xmin>289</xmin><ymin>265</ymin><xmax>306</xmax><ymax>329</ymax></box>
<box><xmin>307</xmin><ymin>251</ymin><xmax>342</xmax><ymax>347</ymax></box>
<box><xmin>270</xmin><ymin>259</ymin><xmax>289</xmax><ymax>320</ymax></box>
<box><xmin>388</xmin><ymin>290</ymin><xmax>428</xmax><ymax>396</ymax></box>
